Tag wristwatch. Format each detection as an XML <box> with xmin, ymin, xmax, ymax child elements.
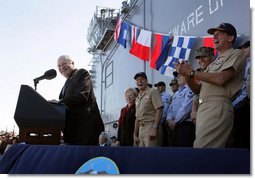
<box><xmin>189</xmin><ymin>70</ymin><xmax>195</xmax><ymax>79</ymax></box>
<box><xmin>152</xmin><ymin>124</ymin><xmax>158</xmax><ymax>129</ymax></box>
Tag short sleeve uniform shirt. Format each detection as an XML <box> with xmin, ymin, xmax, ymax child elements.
<box><xmin>199</xmin><ymin>48</ymin><xmax>245</xmax><ymax>99</ymax></box>
<box><xmin>135</xmin><ymin>87</ymin><xmax>163</xmax><ymax>122</ymax></box>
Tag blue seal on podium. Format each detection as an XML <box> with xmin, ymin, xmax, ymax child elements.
<box><xmin>76</xmin><ymin>156</ymin><xmax>120</xmax><ymax>174</ymax></box>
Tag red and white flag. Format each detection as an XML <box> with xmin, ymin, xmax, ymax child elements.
<box><xmin>129</xmin><ymin>25</ymin><xmax>139</xmax><ymax>48</ymax></box>
<box><xmin>114</xmin><ymin>17</ymin><xmax>122</xmax><ymax>42</ymax></box>
<box><xmin>130</xmin><ymin>29</ymin><xmax>152</xmax><ymax>61</ymax></box>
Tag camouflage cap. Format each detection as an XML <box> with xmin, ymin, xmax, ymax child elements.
<box><xmin>195</xmin><ymin>47</ymin><xmax>214</xmax><ymax>59</ymax></box>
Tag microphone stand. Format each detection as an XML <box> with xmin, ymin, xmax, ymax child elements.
<box><xmin>33</xmin><ymin>69</ymin><xmax>57</xmax><ymax>91</ymax></box>
<box><xmin>34</xmin><ymin>79</ymin><xmax>39</xmax><ymax>91</ymax></box>
<box><xmin>33</xmin><ymin>75</ymin><xmax>45</xmax><ymax>91</ymax></box>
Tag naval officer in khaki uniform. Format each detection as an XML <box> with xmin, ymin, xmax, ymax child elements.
<box><xmin>133</xmin><ymin>72</ymin><xmax>163</xmax><ymax>147</ymax></box>
<box><xmin>175</xmin><ymin>23</ymin><xmax>246</xmax><ymax>148</ymax></box>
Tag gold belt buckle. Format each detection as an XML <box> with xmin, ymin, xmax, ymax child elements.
<box><xmin>199</xmin><ymin>99</ymin><xmax>203</xmax><ymax>104</ymax></box>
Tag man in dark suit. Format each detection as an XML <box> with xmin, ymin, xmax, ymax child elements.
<box><xmin>57</xmin><ymin>55</ymin><xmax>104</xmax><ymax>145</ymax></box>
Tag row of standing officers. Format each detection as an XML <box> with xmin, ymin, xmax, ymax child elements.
<box><xmin>119</xmin><ymin>22</ymin><xmax>250</xmax><ymax>149</ymax></box>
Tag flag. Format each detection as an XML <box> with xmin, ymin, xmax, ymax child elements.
<box><xmin>155</xmin><ymin>36</ymin><xmax>174</xmax><ymax>70</ymax></box>
<box><xmin>130</xmin><ymin>29</ymin><xmax>152</xmax><ymax>61</ymax></box>
<box><xmin>203</xmin><ymin>36</ymin><xmax>214</xmax><ymax>48</ymax></box>
<box><xmin>129</xmin><ymin>25</ymin><xmax>140</xmax><ymax>48</ymax></box>
<box><xmin>114</xmin><ymin>17</ymin><xmax>122</xmax><ymax>42</ymax></box>
<box><xmin>150</xmin><ymin>34</ymin><xmax>173</xmax><ymax>70</ymax></box>
<box><xmin>203</xmin><ymin>36</ymin><xmax>217</xmax><ymax>56</ymax></box>
<box><xmin>150</xmin><ymin>33</ymin><xmax>170</xmax><ymax>69</ymax></box>
<box><xmin>160</xmin><ymin>36</ymin><xmax>195</xmax><ymax>76</ymax></box>
<box><xmin>118</xmin><ymin>21</ymin><xmax>130</xmax><ymax>48</ymax></box>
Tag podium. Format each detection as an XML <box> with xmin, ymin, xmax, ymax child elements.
<box><xmin>14</xmin><ymin>85</ymin><xmax>67</xmax><ymax>145</ymax></box>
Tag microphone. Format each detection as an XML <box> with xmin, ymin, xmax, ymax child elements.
<box><xmin>33</xmin><ymin>69</ymin><xmax>57</xmax><ymax>83</ymax></box>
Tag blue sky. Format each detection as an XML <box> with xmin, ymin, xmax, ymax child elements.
<box><xmin>0</xmin><ymin>0</ymin><xmax>121</xmax><ymax>133</ymax></box>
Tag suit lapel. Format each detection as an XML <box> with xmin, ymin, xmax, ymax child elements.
<box><xmin>61</xmin><ymin>78</ymin><xmax>71</xmax><ymax>97</ymax></box>
<box><xmin>59</xmin><ymin>69</ymin><xmax>77</xmax><ymax>99</ymax></box>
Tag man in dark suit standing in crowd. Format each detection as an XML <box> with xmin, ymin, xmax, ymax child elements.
<box><xmin>57</xmin><ymin>55</ymin><xmax>104</xmax><ymax>145</ymax></box>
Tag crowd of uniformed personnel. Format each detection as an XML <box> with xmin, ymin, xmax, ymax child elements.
<box><xmin>115</xmin><ymin>22</ymin><xmax>250</xmax><ymax>149</ymax></box>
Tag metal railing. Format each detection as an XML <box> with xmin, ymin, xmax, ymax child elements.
<box><xmin>87</xmin><ymin>6</ymin><xmax>120</xmax><ymax>53</ymax></box>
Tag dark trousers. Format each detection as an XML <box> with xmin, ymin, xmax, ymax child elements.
<box><xmin>173</xmin><ymin>121</ymin><xmax>195</xmax><ymax>147</ymax></box>
<box><xmin>161</xmin><ymin>122</ymin><xmax>170</xmax><ymax>147</ymax></box>
<box><xmin>233</xmin><ymin>97</ymin><xmax>250</xmax><ymax>149</ymax></box>
<box><xmin>167</xmin><ymin>128</ymin><xmax>175</xmax><ymax>147</ymax></box>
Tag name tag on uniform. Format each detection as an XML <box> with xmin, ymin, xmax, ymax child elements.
<box><xmin>212</xmin><ymin>60</ymin><xmax>223</xmax><ymax>71</ymax></box>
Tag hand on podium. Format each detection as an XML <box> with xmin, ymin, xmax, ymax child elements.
<box><xmin>48</xmin><ymin>99</ymin><xmax>59</xmax><ymax>104</ymax></box>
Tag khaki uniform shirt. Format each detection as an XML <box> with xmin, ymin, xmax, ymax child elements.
<box><xmin>199</xmin><ymin>48</ymin><xmax>245</xmax><ymax>99</ymax></box>
<box><xmin>135</xmin><ymin>87</ymin><xmax>163</xmax><ymax>122</ymax></box>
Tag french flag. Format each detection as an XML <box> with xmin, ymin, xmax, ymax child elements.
<box><xmin>130</xmin><ymin>28</ymin><xmax>152</xmax><ymax>61</ymax></box>
<box><xmin>150</xmin><ymin>33</ymin><xmax>172</xmax><ymax>69</ymax></box>
<box><xmin>114</xmin><ymin>17</ymin><xmax>122</xmax><ymax>42</ymax></box>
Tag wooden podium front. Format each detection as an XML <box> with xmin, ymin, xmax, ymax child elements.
<box><xmin>14</xmin><ymin>85</ymin><xmax>67</xmax><ymax>145</ymax></box>
<box><xmin>19</xmin><ymin>127</ymin><xmax>62</xmax><ymax>145</ymax></box>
